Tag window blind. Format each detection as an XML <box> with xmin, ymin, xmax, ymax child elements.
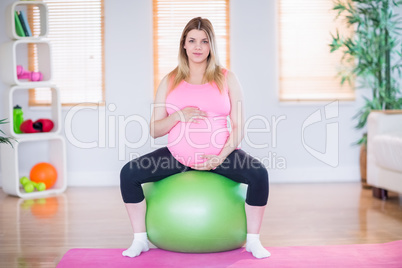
<box><xmin>278</xmin><ymin>0</ymin><xmax>355</xmax><ymax>101</ymax></box>
<box><xmin>29</xmin><ymin>0</ymin><xmax>104</xmax><ymax>106</ymax></box>
<box><xmin>153</xmin><ymin>0</ymin><xmax>230</xmax><ymax>93</ymax></box>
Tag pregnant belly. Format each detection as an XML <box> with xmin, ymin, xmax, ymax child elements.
<box><xmin>167</xmin><ymin>117</ymin><xmax>229</xmax><ymax>167</ymax></box>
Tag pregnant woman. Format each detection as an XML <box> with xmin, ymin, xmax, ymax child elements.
<box><xmin>120</xmin><ymin>17</ymin><xmax>270</xmax><ymax>259</ymax></box>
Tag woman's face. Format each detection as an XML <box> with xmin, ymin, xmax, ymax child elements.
<box><xmin>184</xmin><ymin>29</ymin><xmax>210</xmax><ymax>65</ymax></box>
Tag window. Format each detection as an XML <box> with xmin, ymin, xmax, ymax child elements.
<box><xmin>28</xmin><ymin>0</ymin><xmax>104</xmax><ymax>106</ymax></box>
<box><xmin>278</xmin><ymin>0</ymin><xmax>354</xmax><ymax>101</ymax></box>
<box><xmin>153</xmin><ymin>0</ymin><xmax>230</xmax><ymax>92</ymax></box>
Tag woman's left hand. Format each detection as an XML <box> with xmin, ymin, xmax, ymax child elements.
<box><xmin>191</xmin><ymin>155</ymin><xmax>225</xmax><ymax>170</ymax></box>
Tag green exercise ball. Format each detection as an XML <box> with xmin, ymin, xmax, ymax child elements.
<box><xmin>143</xmin><ymin>170</ymin><xmax>247</xmax><ymax>253</ymax></box>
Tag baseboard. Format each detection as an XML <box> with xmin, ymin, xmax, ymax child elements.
<box><xmin>0</xmin><ymin>166</ymin><xmax>360</xmax><ymax>188</ymax></box>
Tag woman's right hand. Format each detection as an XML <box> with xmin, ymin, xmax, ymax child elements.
<box><xmin>175</xmin><ymin>107</ymin><xmax>208</xmax><ymax>123</ymax></box>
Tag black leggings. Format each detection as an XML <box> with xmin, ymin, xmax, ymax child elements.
<box><xmin>120</xmin><ymin>147</ymin><xmax>269</xmax><ymax>206</ymax></box>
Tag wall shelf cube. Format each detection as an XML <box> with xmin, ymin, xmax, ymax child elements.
<box><xmin>4</xmin><ymin>85</ymin><xmax>61</xmax><ymax>138</ymax></box>
<box><xmin>6</xmin><ymin>1</ymin><xmax>48</xmax><ymax>39</ymax></box>
<box><xmin>0</xmin><ymin>39</ymin><xmax>52</xmax><ymax>86</ymax></box>
<box><xmin>0</xmin><ymin>136</ymin><xmax>67</xmax><ymax>198</ymax></box>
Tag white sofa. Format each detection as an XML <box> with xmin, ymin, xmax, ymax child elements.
<box><xmin>367</xmin><ymin>111</ymin><xmax>402</xmax><ymax>199</ymax></box>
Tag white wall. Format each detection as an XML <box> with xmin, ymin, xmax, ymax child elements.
<box><xmin>0</xmin><ymin>0</ymin><xmax>368</xmax><ymax>187</ymax></box>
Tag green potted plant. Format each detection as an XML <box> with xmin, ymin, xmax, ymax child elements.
<box><xmin>0</xmin><ymin>118</ymin><xmax>15</xmax><ymax>147</ymax></box>
<box><xmin>329</xmin><ymin>0</ymin><xmax>402</xmax><ymax>187</ymax></box>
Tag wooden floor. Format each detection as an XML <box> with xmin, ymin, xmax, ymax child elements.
<box><xmin>0</xmin><ymin>182</ymin><xmax>402</xmax><ymax>267</ymax></box>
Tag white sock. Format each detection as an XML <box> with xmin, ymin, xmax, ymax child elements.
<box><xmin>122</xmin><ymin>232</ymin><xmax>149</xmax><ymax>258</ymax></box>
<box><xmin>246</xmin><ymin>233</ymin><xmax>271</xmax><ymax>259</ymax></box>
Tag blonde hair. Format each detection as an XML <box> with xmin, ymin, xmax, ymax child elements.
<box><xmin>168</xmin><ymin>17</ymin><xmax>225</xmax><ymax>93</ymax></box>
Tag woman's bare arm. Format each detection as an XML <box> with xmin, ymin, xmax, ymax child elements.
<box><xmin>150</xmin><ymin>77</ymin><xmax>179</xmax><ymax>138</ymax></box>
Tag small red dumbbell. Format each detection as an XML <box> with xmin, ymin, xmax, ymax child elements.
<box><xmin>20</xmin><ymin>119</ymin><xmax>54</xmax><ymax>133</ymax></box>
<box><xmin>17</xmin><ymin>65</ymin><xmax>43</xmax><ymax>82</ymax></box>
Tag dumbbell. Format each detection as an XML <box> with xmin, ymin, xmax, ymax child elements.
<box><xmin>20</xmin><ymin>176</ymin><xmax>46</xmax><ymax>193</ymax></box>
<box><xmin>16</xmin><ymin>65</ymin><xmax>43</xmax><ymax>81</ymax></box>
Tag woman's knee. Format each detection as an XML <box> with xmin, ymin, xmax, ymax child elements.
<box><xmin>246</xmin><ymin>162</ymin><xmax>269</xmax><ymax>206</ymax></box>
<box><xmin>250</xmin><ymin>159</ymin><xmax>269</xmax><ymax>183</ymax></box>
<box><xmin>120</xmin><ymin>159</ymin><xmax>142</xmax><ymax>186</ymax></box>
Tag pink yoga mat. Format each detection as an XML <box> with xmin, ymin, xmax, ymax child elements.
<box><xmin>57</xmin><ymin>240</ymin><xmax>402</xmax><ymax>268</ymax></box>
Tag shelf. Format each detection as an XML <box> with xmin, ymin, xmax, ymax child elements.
<box><xmin>0</xmin><ymin>39</ymin><xmax>52</xmax><ymax>86</ymax></box>
<box><xmin>6</xmin><ymin>1</ymin><xmax>48</xmax><ymax>39</ymax></box>
<box><xmin>0</xmin><ymin>136</ymin><xmax>67</xmax><ymax>198</ymax></box>
<box><xmin>4</xmin><ymin>85</ymin><xmax>61</xmax><ymax>138</ymax></box>
<box><xmin>1</xmin><ymin>1</ymin><xmax>67</xmax><ymax>199</ymax></box>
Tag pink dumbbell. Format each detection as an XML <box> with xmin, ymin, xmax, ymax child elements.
<box><xmin>17</xmin><ymin>65</ymin><xmax>43</xmax><ymax>81</ymax></box>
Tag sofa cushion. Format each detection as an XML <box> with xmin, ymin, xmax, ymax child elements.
<box><xmin>373</xmin><ymin>131</ymin><xmax>402</xmax><ymax>172</ymax></box>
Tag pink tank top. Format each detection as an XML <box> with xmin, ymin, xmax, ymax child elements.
<box><xmin>165</xmin><ymin>71</ymin><xmax>230</xmax><ymax>167</ymax></box>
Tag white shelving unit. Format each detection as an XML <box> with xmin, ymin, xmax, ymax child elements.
<box><xmin>0</xmin><ymin>1</ymin><xmax>67</xmax><ymax>198</ymax></box>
